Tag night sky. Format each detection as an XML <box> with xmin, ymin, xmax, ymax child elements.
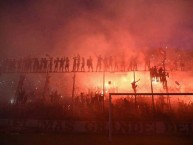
<box><xmin>0</xmin><ymin>0</ymin><xmax>193</xmax><ymax>58</ymax></box>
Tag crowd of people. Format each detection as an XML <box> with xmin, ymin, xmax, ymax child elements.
<box><xmin>0</xmin><ymin>54</ymin><xmax>139</xmax><ymax>73</ymax></box>
<box><xmin>1</xmin><ymin>88</ymin><xmax>193</xmax><ymax>122</ymax></box>
<box><xmin>150</xmin><ymin>66</ymin><xmax>169</xmax><ymax>89</ymax></box>
<box><xmin>0</xmin><ymin>47</ymin><xmax>192</xmax><ymax>73</ymax></box>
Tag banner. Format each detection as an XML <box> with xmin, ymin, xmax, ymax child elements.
<box><xmin>0</xmin><ymin>119</ymin><xmax>193</xmax><ymax>135</ymax></box>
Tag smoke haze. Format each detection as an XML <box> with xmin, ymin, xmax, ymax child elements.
<box><xmin>0</xmin><ymin>0</ymin><xmax>193</xmax><ymax>58</ymax></box>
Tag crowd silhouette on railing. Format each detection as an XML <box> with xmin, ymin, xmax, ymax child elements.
<box><xmin>0</xmin><ymin>55</ymin><xmax>139</xmax><ymax>73</ymax></box>
<box><xmin>1</xmin><ymin>47</ymin><xmax>192</xmax><ymax>73</ymax></box>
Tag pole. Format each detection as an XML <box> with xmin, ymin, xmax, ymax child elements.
<box><xmin>133</xmin><ymin>70</ymin><xmax>137</xmax><ymax>108</ymax></box>
<box><xmin>42</xmin><ymin>72</ymin><xmax>50</xmax><ymax>102</ymax></box>
<box><xmin>163</xmin><ymin>58</ymin><xmax>171</xmax><ymax>109</ymax></box>
<box><xmin>149</xmin><ymin>60</ymin><xmax>155</xmax><ymax>113</ymax></box>
<box><xmin>72</xmin><ymin>71</ymin><xmax>76</xmax><ymax>112</ymax></box>
<box><xmin>102</xmin><ymin>68</ymin><xmax>105</xmax><ymax>111</ymax></box>
<box><xmin>150</xmin><ymin>76</ymin><xmax>155</xmax><ymax>113</ymax></box>
<box><xmin>14</xmin><ymin>74</ymin><xmax>26</xmax><ymax>104</ymax></box>
<box><xmin>108</xmin><ymin>94</ymin><xmax>112</xmax><ymax>142</ymax></box>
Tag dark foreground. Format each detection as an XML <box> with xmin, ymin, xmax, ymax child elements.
<box><xmin>0</xmin><ymin>134</ymin><xmax>193</xmax><ymax>145</ymax></box>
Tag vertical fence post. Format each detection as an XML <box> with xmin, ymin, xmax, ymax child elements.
<box><xmin>109</xmin><ymin>93</ymin><xmax>112</xmax><ymax>142</ymax></box>
<box><xmin>103</xmin><ymin>70</ymin><xmax>105</xmax><ymax>111</ymax></box>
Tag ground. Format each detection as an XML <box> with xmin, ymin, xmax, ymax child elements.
<box><xmin>1</xmin><ymin>134</ymin><xmax>193</xmax><ymax>145</ymax></box>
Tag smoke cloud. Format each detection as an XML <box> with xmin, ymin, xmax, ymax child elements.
<box><xmin>0</xmin><ymin>0</ymin><xmax>193</xmax><ymax>58</ymax></box>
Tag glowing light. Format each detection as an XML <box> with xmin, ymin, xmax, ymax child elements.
<box><xmin>10</xmin><ymin>98</ymin><xmax>14</xmax><ymax>104</ymax></box>
<box><xmin>122</xmin><ymin>77</ymin><xmax>127</xmax><ymax>82</ymax></box>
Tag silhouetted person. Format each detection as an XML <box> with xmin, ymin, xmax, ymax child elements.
<box><xmin>43</xmin><ymin>58</ymin><xmax>48</xmax><ymax>72</ymax></box>
<box><xmin>128</xmin><ymin>58</ymin><xmax>133</xmax><ymax>71</ymax></box>
<box><xmin>114</xmin><ymin>56</ymin><xmax>118</xmax><ymax>72</ymax></box>
<box><xmin>17</xmin><ymin>58</ymin><xmax>23</xmax><ymax>72</ymax></box>
<box><xmin>87</xmin><ymin>56</ymin><xmax>93</xmax><ymax>72</ymax></box>
<box><xmin>49</xmin><ymin>57</ymin><xmax>53</xmax><ymax>72</ymax></box>
<box><xmin>131</xmin><ymin>79</ymin><xmax>140</xmax><ymax>93</ymax></box>
<box><xmin>25</xmin><ymin>57</ymin><xmax>32</xmax><ymax>72</ymax></box>
<box><xmin>59</xmin><ymin>57</ymin><xmax>65</xmax><ymax>72</ymax></box>
<box><xmin>54</xmin><ymin>57</ymin><xmax>60</xmax><ymax>72</ymax></box>
<box><xmin>120</xmin><ymin>57</ymin><xmax>125</xmax><ymax>72</ymax></box>
<box><xmin>103</xmin><ymin>56</ymin><xmax>108</xmax><ymax>71</ymax></box>
<box><xmin>39</xmin><ymin>58</ymin><xmax>45</xmax><ymax>72</ymax></box>
<box><xmin>81</xmin><ymin>57</ymin><xmax>85</xmax><ymax>72</ymax></box>
<box><xmin>133</xmin><ymin>57</ymin><xmax>138</xmax><ymax>71</ymax></box>
<box><xmin>96</xmin><ymin>55</ymin><xmax>102</xmax><ymax>72</ymax></box>
<box><xmin>65</xmin><ymin>57</ymin><xmax>70</xmax><ymax>72</ymax></box>
<box><xmin>157</xmin><ymin>67</ymin><xmax>163</xmax><ymax>81</ymax></box>
<box><xmin>33</xmin><ymin>58</ymin><xmax>39</xmax><ymax>72</ymax></box>
<box><xmin>161</xmin><ymin>71</ymin><xmax>169</xmax><ymax>89</ymax></box>
<box><xmin>45</xmin><ymin>54</ymin><xmax>53</xmax><ymax>72</ymax></box>
<box><xmin>72</xmin><ymin>56</ymin><xmax>77</xmax><ymax>72</ymax></box>
<box><xmin>153</xmin><ymin>66</ymin><xmax>158</xmax><ymax>81</ymax></box>
<box><xmin>144</xmin><ymin>55</ymin><xmax>150</xmax><ymax>71</ymax></box>
<box><xmin>109</xmin><ymin>56</ymin><xmax>113</xmax><ymax>72</ymax></box>
<box><xmin>77</xmin><ymin>54</ymin><xmax>80</xmax><ymax>72</ymax></box>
